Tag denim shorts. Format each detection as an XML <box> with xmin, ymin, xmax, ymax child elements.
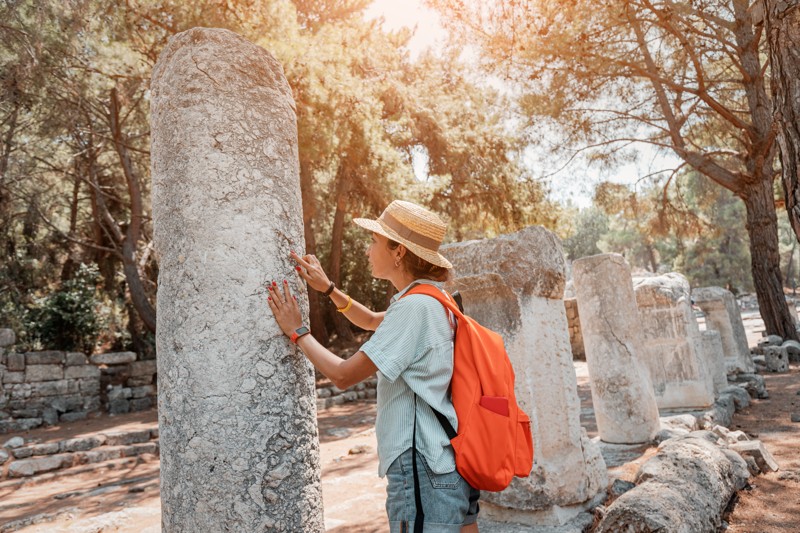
<box><xmin>385</xmin><ymin>448</ymin><xmax>480</xmax><ymax>533</ymax></box>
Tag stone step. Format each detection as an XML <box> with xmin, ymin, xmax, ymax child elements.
<box><xmin>0</xmin><ymin>455</ymin><xmax>144</xmax><ymax>491</ymax></box>
<box><xmin>1</xmin><ymin>425</ymin><xmax>159</xmax><ymax>480</ymax></box>
<box><xmin>4</xmin><ymin>441</ymin><xmax>159</xmax><ymax>479</ymax></box>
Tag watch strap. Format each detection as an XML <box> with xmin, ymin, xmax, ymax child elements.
<box><xmin>290</xmin><ymin>326</ymin><xmax>311</xmax><ymax>344</ymax></box>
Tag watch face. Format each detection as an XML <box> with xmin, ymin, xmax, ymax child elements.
<box><xmin>295</xmin><ymin>326</ymin><xmax>310</xmax><ymax>336</ymax></box>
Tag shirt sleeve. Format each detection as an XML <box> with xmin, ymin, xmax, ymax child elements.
<box><xmin>360</xmin><ymin>295</ymin><xmax>435</xmax><ymax>383</ymax></box>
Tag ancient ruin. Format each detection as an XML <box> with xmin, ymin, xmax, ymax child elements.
<box><xmin>632</xmin><ymin>273</ymin><xmax>714</xmax><ymax>409</ymax></box>
<box><xmin>572</xmin><ymin>254</ymin><xmax>661</xmax><ymax>444</ymax></box>
<box><xmin>150</xmin><ymin>28</ymin><xmax>323</xmax><ymax>531</ymax></box>
<box><xmin>693</xmin><ymin>287</ymin><xmax>755</xmax><ymax>373</ymax></box>
<box><xmin>442</xmin><ymin>227</ymin><xmax>607</xmax><ymax>528</ymax></box>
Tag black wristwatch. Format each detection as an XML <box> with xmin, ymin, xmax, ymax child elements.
<box><xmin>323</xmin><ymin>281</ymin><xmax>335</xmax><ymax>297</ymax></box>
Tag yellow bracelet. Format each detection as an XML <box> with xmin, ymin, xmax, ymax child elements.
<box><xmin>336</xmin><ymin>295</ymin><xmax>353</xmax><ymax>313</ymax></box>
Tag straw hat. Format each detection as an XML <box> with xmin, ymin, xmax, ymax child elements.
<box><xmin>354</xmin><ymin>200</ymin><xmax>452</xmax><ymax>269</ymax></box>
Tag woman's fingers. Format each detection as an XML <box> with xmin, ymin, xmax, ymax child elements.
<box><xmin>290</xmin><ymin>251</ymin><xmax>313</xmax><ymax>270</ymax></box>
<box><xmin>268</xmin><ymin>281</ymin><xmax>284</xmax><ymax>304</ymax></box>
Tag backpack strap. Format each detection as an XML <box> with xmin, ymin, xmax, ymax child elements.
<box><xmin>412</xmin><ymin>395</ymin><xmax>425</xmax><ymax>533</ymax></box>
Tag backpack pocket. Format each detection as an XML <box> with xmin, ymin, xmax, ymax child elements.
<box><xmin>514</xmin><ymin>410</ymin><xmax>534</xmax><ymax>477</ymax></box>
<box><xmin>451</xmin><ymin>401</ymin><xmax>515</xmax><ymax>492</ymax></box>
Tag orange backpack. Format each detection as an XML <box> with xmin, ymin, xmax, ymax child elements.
<box><xmin>404</xmin><ymin>284</ymin><xmax>534</xmax><ymax>492</ymax></box>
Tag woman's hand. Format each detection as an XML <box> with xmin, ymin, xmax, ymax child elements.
<box><xmin>291</xmin><ymin>251</ymin><xmax>332</xmax><ymax>293</ymax></box>
<box><xmin>266</xmin><ymin>280</ymin><xmax>303</xmax><ymax>337</ymax></box>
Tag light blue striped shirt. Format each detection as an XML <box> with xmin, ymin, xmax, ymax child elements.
<box><xmin>360</xmin><ymin>280</ymin><xmax>458</xmax><ymax>477</ymax></box>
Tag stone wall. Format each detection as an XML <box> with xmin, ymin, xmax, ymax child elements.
<box><xmin>0</xmin><ymin>329</ymin><xmax>157</xmax><ymax>434</ymax></box>
<box><xmin>564</xmin><ymin>298</ymin><xmax>585</xmax><ymax>359</ymax></box>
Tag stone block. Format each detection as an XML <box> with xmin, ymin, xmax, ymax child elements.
<box><xmin>108</xmin><ymin>399</ymin><xmax>130</xmax><ymax>415</ymax></box>
<box><xmin>60</xmin><ymin>435</ymin><xmax>106</xmax><ymax>452</ymax></box>
<box><xmin>130</xmin><ymin>397</ymin><xmax>153</xmax><ymax>411</ymax></box>
<box><xmin>0</xmin><ymin>329</ymin><xmax>15</xmax><ymax>347</ymax></box>
<box><xmin>25</xmin><ymin>364</ymin><xmax>64</xmax><ymax>382</ymax></box>
<box><xmin>25</xmin><ymin>351</ymin><xmax>64</xmax><ymax>365</ymax></box>
<box><xmin>42</xmin><ymin>407</ymin><xmax>59</xmax><ymax>426</ymax></box>
<box><xmin>126</xmin><ymin>375</ymin><xmax>154</xmax><ymax>387</ymax></box>
<box><xmin>693</xmin><ymin>286</ymin><xmax>754</xmax><ymax>373</ymax></box>
<box><xmin>128</xmin><ymin>360</ymin><xmax>157</xmax><ymax>377</ymax></box>
<box><xmin>7</xmin><ymin>353</ymin><xmax>25</xmax><ymax>372</ymax></box>
<box><xmin>90</xmin><ymin>352</ymin><xmax>137</xmax><ymax>365</ymax></box>
<box><xmin>31</xmin><ymin>380</ymin><xmax>70</xmax><ymax>397</ymax></box>
<box><xmin>108</xmin><ymin>386</ymin><xmax>133</xmax><ymax>401</ymax></box>
<box><xmin>66</xmin><ymin>352</ymin><xmax>89</xmax><ymax>366</ymax></box>
<box><xmin>130</xmin><ymin>385</ymin><xmax>155</xmax><ymax>399</ymax></box>
<box><xmin>104</xmin><ymin>429</ymin><xmax>152</xmax><ymax>446</ymax></box>
<box><xmin>60</xmin><ymin>411</ymin><xmax>88</xmax><ymax>423</ymax></box>
<box><xmin>30</xmin><ymin>442</ymin><xmax>60</xmax><ymax>456</ymax></box>
<box><xmin>2</xmin><ymin>371</ymin><xmax>24</xmax><ymax>384</ymax></box>
<box><xmin>122</xmin><ymin>442</ymin><xmax>159</xmax><ymax>457</ymax></box>
<box><xmin>48</xmin><ymin>395</ymin><xmax>82</xmax><ymax>413</ymax></box>
<box><xmin>764</xmin><ymin>346</ymin><xmax>789</xmax><ymax>372</ymax></box>
<box><xmin>83</xmin><ymin>395</ymin><xmax>101</xmax><ymax>412</ymax></box>
<box><xmin>7</xmin><ymin>454</ymin><xmax>73</xmax><ymax>477</ymax></box>
<box><xmin>11</xmin><ymin>408</ymin><xmax>40</xmax><ymax>418</ymax></box>
<box><xmin>782</xmin><ymin>340</ymin><xmax>800</xmax><ymax>363</ymax></box>
<box><xmin>729</xmin><ymin>440</ymin><xmax>779</xmax><ymax>472</ymax></box>
<box><xmin>78</xmin><ymin>378</ymin><xmax>101</xmax><ymax>395</ymax></box>
<box><xmin>3</xmin><ymin>436</ymin><xmax>25</xmax><ymax>448</ymax></box>
<box><xmin>12</xmin><ymin>447</ymin><xmax>34</xmax><ymax>459</ymax></box>
<box><xmin>0</xmin><ymin>449</ymin><xmax>8</xmax><ymax>464</ymax></box>
<box><xmin>64</xmin><ymin>365</ymin><xmax>100</xmax><ymax>379</ymax></box>
<box><xmin>74</xmin><ymin>447</ymin><xmax>124</xmax><ymax>465</ymax></box>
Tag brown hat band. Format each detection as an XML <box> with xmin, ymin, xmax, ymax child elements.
<box><xmin>381</xmin><ymin>211</ymin><xmax>441</xmax><ymax>251</ymax></box>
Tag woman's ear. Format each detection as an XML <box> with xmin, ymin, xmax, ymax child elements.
<box><xmin>396</xmin><ymin>244</ymin><xmax>407</xmax><ymax>260</ymax></box>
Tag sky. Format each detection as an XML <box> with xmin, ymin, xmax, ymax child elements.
<box><xmin>362</xmin><ymin>1</ymin><xmax>682</xmax><ymax>208</ymax></box>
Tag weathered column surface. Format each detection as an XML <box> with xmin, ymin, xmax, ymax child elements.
<box><xmin>692</xmin><ymin>287</ymin><xmax>755</xmax><ymax>373</ymax></box>
<box><xmin>632</xmin><ymin>273</ymin><xmax>714</xmax><ymax>409</ymax></box>
<box><xmin>701</xmin><ymin>330</ymin><xmax>729</xmax><ymax>395</ymax></box>
<box><xmin>443</xmin><ymin>227</ymin><xmax>607</xmax><ymax>526</ymax></box>
<box><xmin>573</xmin><ymin>254</ymin><xmax>660</xmax><ymax>444</ymax></box>
<box><xmin>151</xmin><ymin>28</ymin><xmax>323</xmax><ymax>532</ymax></box>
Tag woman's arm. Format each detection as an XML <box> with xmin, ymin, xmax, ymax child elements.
<box><xmin>296</xmin><ymin>338</ymin><xmax>377</xmax><ymax>390</ymax></box>
<box><xmin>267</xmin><ymin>279</ymin><xmax>377</xmax><ymax>389</ymax></box>
<box><xmin>291</xmin><ymin>251</ymin><xmax>385</xmax><ymax>331</ymax></box>
<box><xmin>327</xmin><ymin>287</ymin><xmax>385</xmax><ymax>331</ymax></box>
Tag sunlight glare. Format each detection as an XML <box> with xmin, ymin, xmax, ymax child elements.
<box><xmin>363</xmin><ymin>0</ymin><xmax>446</xmax><ymax>58</ymax></box>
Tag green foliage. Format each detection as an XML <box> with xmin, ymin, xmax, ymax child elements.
<box><xmin>26</xmin><ymin>264</ymin><xmax>104</xmax><ymax>354</ymax></box>
<box><xmin>563</xmin><ymin>207</ymin><xmax>609</xmax><ymax>261</ymax></box>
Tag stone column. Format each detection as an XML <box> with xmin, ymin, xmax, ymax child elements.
<box><xmin>572</xmin><ymin>254</ymin><xmax>660</xmax><ymax>444</ymax></box>
<box><xmin>692</xmin><ymin>287</ymin><xmax>755</xmax><ymax>373</ymax></box>
<box><xmin>442</xmin><ymin>227</ymin><xmax>607</xmax><ymax>527</ymax></box>
<box><xmin>632</xmin><ymin>273</ymin><xmax>714</xmax><ymax>409</ymax></box>
<box><xmin>701</xmin><ymin>330</ymin><xmax>729</xmax><ymax>395</ymax></box>
<box><xmin>151</xmin><ymin>28</ymin><xmax>323</xmax><ymax>532</ymax></box>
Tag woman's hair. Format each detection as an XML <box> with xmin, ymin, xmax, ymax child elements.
<box><xmin>387</xmin><ymin>239</ymin><xmax>451</xmax><ymax>282</ymax></box>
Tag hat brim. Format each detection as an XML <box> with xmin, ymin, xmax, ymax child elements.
<box><xmin>353</xmin><ymin>217</ymin><xmax>453</xmax><ymax>269</ymax></box>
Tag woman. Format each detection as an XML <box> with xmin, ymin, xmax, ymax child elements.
<box><xmin>267</xmin><ymin>200</ymin><xmax>479</xmax><ymax>533</ymax></box>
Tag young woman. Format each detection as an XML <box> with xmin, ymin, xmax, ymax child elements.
<box><xmin>267</xmin><ymin>200</ymin><xmax>479</xmax><ymax>532</ymax></box>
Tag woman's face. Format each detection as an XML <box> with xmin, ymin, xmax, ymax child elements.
<box><xmin>366</xmin><ymin>232</ymin><xmax>397</xmax><ymax>280</ymax></box>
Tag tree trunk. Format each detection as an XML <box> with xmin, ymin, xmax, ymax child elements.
<box><xmin>742</xmin><ymin>177</ymin><xmax>797</xmax><ymax>340</ymax></box>
<box><xmin>328</xmin><ymin>162</ymin><xmax>353</xmax><ymax>341</ymax></box>
<box><xmin>299</xmin><ymin>159</ymin><xmax>329</xmax><ymax>343</ymax></box>
<box><xmin>765</xmin><ymin>2</ymin><xmax>800</xmax><ymax>243</ymax></box>
<box><xmin>61</xmin><ymin>161</ymin><xmax>83</xmax><ymax>281</ymax></box>
<box><xmin>109</xmin><ymin>88</ymin><xmax>156</xmax><ymax>333</ymax></box>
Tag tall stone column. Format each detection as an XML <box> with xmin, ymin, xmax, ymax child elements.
<box><xmin>442</xmin><ymin>227</ymin><xmax>607</xmax><ymax>527</ymax></box>
<box><xmin>572</xmin><ymin>254</ymin><xmax>660</xmax><ymax>444</ymax></box>
<box><xmin>632</xmin><ymin>273</ymin><xmax>714</xmax><ymax>409</ymax></box>
<box><xmin>701</xmin><ymin>330</ymin><xmax>729</xmax><ymax>395</ymax></box>
<box><xmin>692</xmin><ymin>287</ymin><xmax>755</xmax><ymax>373</ymax></box>
<box><xmin>151</xmin><ymin>28</ymin><xmax>323</xmax><ymax>532</ymax></box>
